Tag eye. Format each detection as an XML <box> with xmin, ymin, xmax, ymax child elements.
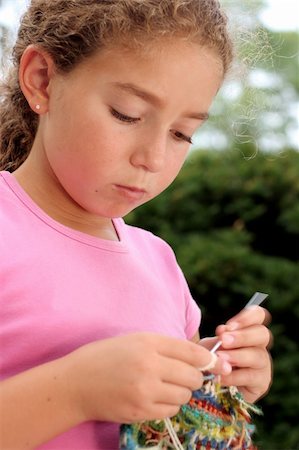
<box><xmin>110</xmin><ymin>108</ymin><xmax>140</xmax><ymax>124</ymax></box>
<box><xmin>172</xmin><ymin>130</ymin><xmax>193</xmax><ymax>145</ymax></box>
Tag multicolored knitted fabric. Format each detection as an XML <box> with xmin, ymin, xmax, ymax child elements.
<box><xmin>119</xmin><ymin>375</ymin><xmax>262</xmax><ymax>450</ymax></box>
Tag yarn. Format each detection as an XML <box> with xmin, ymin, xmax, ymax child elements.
<box><xmin>119</xmin><ymin>375</ymin><xmax>262</xmax><ymax>450</ymax></box>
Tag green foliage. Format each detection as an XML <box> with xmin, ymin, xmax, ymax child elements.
<box><xmin>127</xmin><ymin>148</ymin><xmax>299</xmax><ymax>448</ymax></box>
<box><xmin>195</xmin><ymin>14</ymin><xmax>299</xmax><ymax>153</ymax></box>
<box><xmin>267</xmin><ymin>30</ymin><xmax>299</xmax><ymax>94</ymax></box>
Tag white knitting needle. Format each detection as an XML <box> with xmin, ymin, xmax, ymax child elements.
<box><xmin>210</xmin><ymin>291</ymin><xmax>268</xmax><ymax>354</ymax></box>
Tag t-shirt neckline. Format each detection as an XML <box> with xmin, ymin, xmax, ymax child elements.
<box><xmin>0</xmin><ymin>171</ymin><xmax>128</xmax><ymax>252</ymax></box>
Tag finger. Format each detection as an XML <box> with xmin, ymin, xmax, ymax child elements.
<box><xmin>262</xmin><ymin>308</ymin><xmax>272</xmax><ymax>326</ymax></box>
<box><xmin>231</xmin><ymin>305</ymin><xmax>271</xmax><ymax>327</ymax></box>
<box><xmin>220</xmin><ymin>367</ymin><xmax>270</xmax><ymax>401</ymax></box>
<box><xmin>160</xmin><ymin>359</ymin><xmax>204</xmax><ymax>391</ymax></box>
<box><xmin>162</xmin><ymin>350</ymin><xmax>228</xmax><ymax>381</ymax></box>
<box><xmin>199</xmin><ymin>336</ymin><xmax>219</xmax><ymax>350</ymax></box>
<box><xmin>216</xmin><ymin>306</ymin><xmax>270</xmax><ymax>333</ymax></box>
<box><xmin>220</xmin><ymin>367</ymin><xmax>263</xmax><ymax>389</ymax></box>
<box><xmin>267</xmin><ymin>330</ymin><xmax>274</xmax><ymax>350</ymax></box>
<box><xmin>217</xmin><ymin>347</ymin><xmax>270</xmax><ymax>369</ymax></box>
<box><xmin>149</xmin><ymin>404</ymin><xmax>181</xmax><ymax>421</ymax></box>
<box><xmin>198</xmin><ymin>338</ymin><xmax>233</xmax><ymax>375</ymax></box>
<box><xmin>158</xmin><ymin>337</ymin><xmax>222</xmax><ymax>372</ymax></box>
<box><xmin>125</xmin><ymin>403</ymin><xmax>181</xmax><ymax>423</ymax></box>
<box><xmin>156</xmin><ymin>383</ymin><xmax>193</xmax><ymax>406</ymax></box>
<box><xmin>217</xmin><ymin>325</ymin><xmax>271</xmax><ymax>350</ymax></box>
<box><xmin>197</xmin><ymin>352</ymin><xmax>217</xmax><ymax>371</ymax></box>
<box><xmin>238</xmin><ymin>385</ymin><xmax>271</xmax><ymax>404</ymax></box>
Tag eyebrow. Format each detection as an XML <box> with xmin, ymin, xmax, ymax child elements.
<box><xmin>109</xmin><ymin>81</ymin><xmax>210</xmax><ymax>121</ymax></box>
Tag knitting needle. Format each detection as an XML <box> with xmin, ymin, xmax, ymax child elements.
<box><xmin>245</xmin><ymin>291</ymin><xmax>268</xmax><ymax>308</ymax></box>
<box><xmin>210</xmin><ymin>291</ymin><xmax>268</xmax><ymax>354</ymax></box>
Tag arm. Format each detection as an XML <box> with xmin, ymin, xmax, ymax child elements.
<box><xmin>1</xmin><ymin>333</ymin><xmax>225</xmax><ymax>449</ymax></box>
<box><xmin>0</xmin><ymin>355</ymin><xmax>83</xmax><ymax>450</ymax></box>
<box><xmin>189</xmin><ymin>330</ymin><xmax>200</xmax><ymax>344</ymax></box>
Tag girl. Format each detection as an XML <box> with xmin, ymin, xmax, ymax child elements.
<box><xmin>0</xmin><ymin>1</ymin><xmax>271</xmax><ymax>449</ymax></box>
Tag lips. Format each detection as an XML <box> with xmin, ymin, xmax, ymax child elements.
<box><xmin>114</xmin><ymin>184</ymin><xmax>146</xmax><ymax>201</ymax></box>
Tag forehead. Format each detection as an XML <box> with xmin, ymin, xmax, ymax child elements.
<box><xmin>68</xmin><ymin>39</ymin><xmax>223</xmax><ymax>111</ymax></box>
<box><xmin>104</xmin><ymin>37</ymin><xmax>224</xmax><ymax>74</ymax></box>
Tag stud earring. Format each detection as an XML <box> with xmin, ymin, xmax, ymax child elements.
<box><xmin>36</xmin><ymin>104</ymin><xmax>41</xmax><ymax>111</ymax></box>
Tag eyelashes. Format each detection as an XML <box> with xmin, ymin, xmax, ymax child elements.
<box><xmin>173</xmin><ymin>131</ymin><xmax>193</xmax><ymax>145</ymax></box>
<box><xmin>110</xmin><ymin>108</ymin><xmax>140</xmax><ymax>124</ymax></box>
<box><xmin>110</xmin><ymin>107</ymin><xmax>193</xmax><ymax>145</ymax></box>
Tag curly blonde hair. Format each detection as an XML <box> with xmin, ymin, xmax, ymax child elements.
<box><xmin>0</xmin><ymin>0</ymin><xmax>233</xmax><ymax>171</ymax></box>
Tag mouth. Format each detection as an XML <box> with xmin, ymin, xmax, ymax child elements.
<box><xmin>114</xmin><ymin>184</ymin><xmax>147</xmax><ymax>201</ymax></box>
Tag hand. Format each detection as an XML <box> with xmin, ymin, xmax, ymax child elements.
<box><xmin>66</xmin><ymin>333</ymin><xmax>225</xmax><ymax>424</ymax></box>
<box><xmin>215</xmin><ymin>306</ymin><xmax>272</xmax><ymax>403</ymax></box>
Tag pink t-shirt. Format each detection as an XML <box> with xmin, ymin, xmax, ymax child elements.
<box><xmin>0</xmin><ymin>171</ymin><xmax>201</xmax><ymax>449</ymax></box>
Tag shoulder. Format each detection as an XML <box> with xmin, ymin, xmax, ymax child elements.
<box><xmin>119</xmin><ymin>218</ymin><xmax>176</xmax><ymax>258</ymax></box>
<box><xmin>117</xmin><ymin>218</ymin><xmax>189</xmax><ymax>286</ymax></box>
<box><xmin>0</xmin><ymin>171</ymin><xmax>20</xmax><ymax>211</ymax></box>
<box><xmin>0</xmin><ymin>171</ymin><xmax>34</xmax><ymax>257</ymax></box>
<box><xmin>0</xmin><ymin>171</ymin><xmax>15</xmax><ymax>224</ymax></box>
<box><xmin>0</xmin><ymin>171</ymin><xmax>25</xmax><ymax>225</ymax></box>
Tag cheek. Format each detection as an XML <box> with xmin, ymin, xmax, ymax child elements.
<box><xmin>48</xmin><ymin>116</ymin><xmax>99</xmax><ymax>164</ymax></box>
<box><xmin>155</xmin><ymin>151</ymin><xmax>187</xmax><ymax>193</ymax></box>
<box><xmin>167</xmin><ymin>150</ymin><xmax>188</xmax><ymax>179</ymax></box>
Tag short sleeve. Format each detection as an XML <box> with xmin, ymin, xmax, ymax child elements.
<box><xmin>178</xmin><ymin>266</ymin><xmax>201</xmax><ymax>339</ymax></box>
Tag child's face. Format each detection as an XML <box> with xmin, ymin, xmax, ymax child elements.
<box><xmin>39</xmin><ymin>40</ymin><xmax>222</xmax><ymax>219</ymax></box>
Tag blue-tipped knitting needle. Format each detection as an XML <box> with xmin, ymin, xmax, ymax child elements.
<box><xmin>211</xmin><ymin>291</ymin><xmax>268</xmax><ymax>354</ymax></box>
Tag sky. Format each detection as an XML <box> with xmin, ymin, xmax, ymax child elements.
<box><xmin>0</xmin><ymin>0</ymin><xmax>299</xmax><ymax>32</ymax></box>
<box><xmin>260</xmin><ymin>0</ymin><xmax>299</xmax><ymax>31</ymax></box>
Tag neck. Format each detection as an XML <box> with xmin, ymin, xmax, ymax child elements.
<box><xmin>13</xmin><ymin>146</ymin><xmax>119</xmax><ymax>241</ymax></box>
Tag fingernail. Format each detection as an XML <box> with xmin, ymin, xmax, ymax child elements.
<box><xmin>222</xmin><ymin>334</ymin><xmax>235</xmax><ymax>345</ymax></box>
<box><xmin>217</xmin><ymin>351</ymin><xmax>231</xmax><ymax>361</ymax></box>
<box><xmin>222</xmin><ymin>361</ymin><xmax>232</xmax><ymax>374</ymax></box>
<box><xmin>197</xmin><ymin>352</ymin><xmax>217</xmax><ymax>372</ymax></box>
<box><xmin>245</xmin><ymin>304</ymin><xmax>260</xmax><ymax>311</ymax></box>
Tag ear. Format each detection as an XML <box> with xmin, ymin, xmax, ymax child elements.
<box><xmin>19</xmin><ymin>44</ymin><xmax>56</xmax><ymax>115</ymax></box>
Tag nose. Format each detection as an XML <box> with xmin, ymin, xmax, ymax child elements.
<box><xmin>130</xmin><ymin>134</ymin><xmax>167</xmax><ymax>173</ymax></box>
